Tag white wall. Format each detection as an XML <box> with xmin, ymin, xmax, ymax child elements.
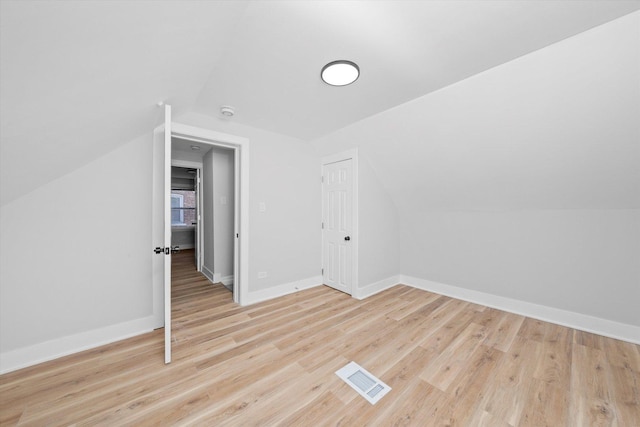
<box><xmin>172</xmin><ymin>228</ymin><xmax>195</xmax><ymax>249</ymax></box>
<box><xmin>202</xmin><ymin>146</ymin><xmax>235</xmax><ymax>280</ymax></box>
<box><xmin>314</xmin><ymin>150</ymin><xmax>401</xmax><ymax>293</ymax></box>
<box><xmin>312</xmin><ymin>13</ymin><xmax>640</xmax><ymax>335</ymax></box>
<box><xmin>171</xmin><ymin>149</ymin><xmax>204</xmax><ymax>164</ymax></box>
<box><xmin>176</xmin><ymin>113</ymin><xmax>322</xmax><ymax>294</ymax></box>
<box><xmin>400</xmin><ymin>209</ymin><xmax>640</xmax><ymax>326</ymax></box>
<box><xmin>0</xmin><ymin>110</ymin><xmax>323</xmax><ymax>372</ymax></box>
<box><xmin>357</xmin><ymin>156</ymin><xmax>400</xmax><ymax>291</ymax></box>
<box><xmin>0</xmin><ymin>134</ymin><xmax>155</xmax><ymax>371</ymax></box>
<box><xmin>212</xmin><ymin>147</ymin><xmax>235</xmax><ymax>279</ymax></box>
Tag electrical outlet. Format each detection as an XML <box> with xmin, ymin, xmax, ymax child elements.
<box><xmin>258</xmin><ymin>271</ymin><xmax>267</xmax><ymax>279</ymax></box>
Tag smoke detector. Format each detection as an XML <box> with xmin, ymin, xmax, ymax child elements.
<box><xmin>220</xmin><ymin>106</ymin><xmax>235</xmax><ymax>117</ymax></box>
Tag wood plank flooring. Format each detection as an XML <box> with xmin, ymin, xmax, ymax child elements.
<box><xmin>1</xmin><ymin>250</ymin><xmax>639</xmax><ymax>426</ymax></box>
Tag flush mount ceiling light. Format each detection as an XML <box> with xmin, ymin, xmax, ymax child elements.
<box><xmin>321</xmin><ymin>60</ymin><xmax>360</xmax><ymax>86</ymax></box>
<box><xmin>190</xmin><ymin>145</ymin><xmax>200</xmax><ymax>151</ymax></box>
<box><xmin>220</xmin><ymin>106</ymin><xmax>235</xmax><ymax>117</ymax></box>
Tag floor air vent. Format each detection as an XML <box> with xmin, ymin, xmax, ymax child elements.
<box><xmin>335</xmin><ymin>361</ymin><xmax>391</xmax><ymax>404</ymax></box>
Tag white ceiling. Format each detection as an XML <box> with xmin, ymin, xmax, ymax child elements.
<box><xmin>2</xmin><ymin>0</ymin><xmax>639</xmax><ymax>205</ymax></box>
<box><xmin>172</xmin><ymin>137</ymin><xmax>210</xmax><ymax>163</ymax></box>
<box><xmin>195</xmin><ymin>0</ymin><xmax>640</xmax><ymax>139</ymax></box>
<box><xmin>0</xmin><ymin>0</ymin><xmax>249</xmax><ymax>205</ymax></box>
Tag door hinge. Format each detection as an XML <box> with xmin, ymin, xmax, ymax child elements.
<box><xmin>321</xmin><ymin>176</ymin><xmax>324</xmax><ymax>183</ymax></box>
<box><xmin>321</xmin><ymin>222</ymin><xmax>324</xmax><ymax>229</ymax></box>
<box><xmin>321</xmin><ymin>268</ymin><xmax>324</xmax><ymax>275</ymax></box>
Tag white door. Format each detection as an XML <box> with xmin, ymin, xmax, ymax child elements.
<box><xmin>152</xmin><ymin>104</ymin><xmax>172</xmax><ymax>364</ymax></box>
<box><xmin>322</xmin><ymin>159</ymin><xmax>353</xmax><ymax>295</ymax></box>
<box><xmin>162</xmin><ymin>105</ymin><xmax>172</xmax><ymax>364</ymax></box>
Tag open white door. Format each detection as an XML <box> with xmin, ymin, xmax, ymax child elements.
<box><xmin>163</xmin><ymin>105</ymin><xmax>172</xmax><ymax>364</ymax></box>
<box><xmin>151</xmin><ymin>104</ymin><xmax>172</xmax><ymax>364</ymax></box>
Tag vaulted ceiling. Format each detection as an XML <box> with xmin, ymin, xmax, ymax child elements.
<box><xmin>2</xmin><ymin>0</ymin><xmax>639</xmax><ymax>206</ymax></box>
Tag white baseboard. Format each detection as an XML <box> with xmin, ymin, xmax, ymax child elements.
<box><xmin>201</xmin><ymin>266</ymin><xmax>226</xmax><ymax>286</ymax></box>
<box><xmin>353</xmin><ymin>275</ymin><xmax>400</xmax><ymax>300</ymax></box>
<box><xmin>243</xmin><ymin>275</ymin><xmax>323</xmax><ymax>305</ymax></box>
<box><xmin>0</xmin><ymin>315</ymin><xmax>157</xmax><ymax>375</ymax></box>
<box><xmin>6</xmin><ymin>275</ymin><xmax>635</xmax><ymax>375</ymax></box>
<box><xmin>174</xmin><ymin>244</ymin><xmax>194</xmax><ymax>250</ymax></box>
<box><xmin>221</xmin><ymin>275</ymin><xmax>233</xmax><ymax>290</ymax></box>
<box><xmin>400</xmin><ymin>275</ymin><xmax>640</xmax><ymax>345</ymax></box>
<box><xmin>202</xmin><ymin>265</ymin><xmax>215</xmax><ymax>284</ymax></box>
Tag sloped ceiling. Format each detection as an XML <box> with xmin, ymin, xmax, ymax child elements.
<box><xmin>0</xmin><ymin>0</ymin><xmax>250</xmax><ymax>205</ymax></box>
<box><xmin>194</xmin><ymin>0</ymin><xmax>640</xmax><ymax>140</ymax></box>
<box><xmin>312</xmin><ymin>11</ymin><xmax>640</xmax><ymax>211</ymax></box>
<box><xmin>2</xmin><ymin>0</ymin><xmax>639</xmax><ymax>206</ymax></box>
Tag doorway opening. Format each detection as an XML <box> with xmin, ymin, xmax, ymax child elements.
<box><xmin>170</xmin><ymin>165</ymin><xmax>202</xmax><ymax>273</ymax></box>
<box><xmin>171</xmin><ymin>138</ymin><xmax>236</xmax><ymax>295</ymax></box>
<box><xmin>152</xmin><ymin>114</ymin><xmax>250</xmax><ymax>364</ymax></box>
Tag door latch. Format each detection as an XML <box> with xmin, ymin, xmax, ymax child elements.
<box><xmin>154</xmin><ymin>247</ymin><xmax>170</xmax><ymax>255</ymax></box>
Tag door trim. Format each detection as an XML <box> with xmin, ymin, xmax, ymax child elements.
<box><xmin>321</xmin><ymin>148</ymin><xmax>358</xmax><ymax>296</ymax></box>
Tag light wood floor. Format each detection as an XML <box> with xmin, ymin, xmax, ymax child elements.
<box><xmin>1</xmin><ymin>250</ymin><xmax>639</xmax><ymax>426</ymax></box>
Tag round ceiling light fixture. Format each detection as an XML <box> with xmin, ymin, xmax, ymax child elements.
<box><xmin>220</xmin><ymin>106</ymin><xmax>235</xmax><ymax>117</ymax></box>
<box><xmin>321</xmin><ymin>60</ymin><xmax>360</xmax><ymax>86</ymax></box>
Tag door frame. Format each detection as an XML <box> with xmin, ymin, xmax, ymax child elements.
<box><xmin>321</xmin><ymin>148</ymin><xmax>358</xmax><ymax>296</ymax></box>
<box><xmin>153</xmin><ymin>122</ymin><xmax>250</xmax><ymax>334</ymax></box>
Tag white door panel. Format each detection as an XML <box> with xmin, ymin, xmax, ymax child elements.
<box><xmin>152</xmin><ymin>104</ymin><xmax>172</xmax><ymax>364</ymax></box>
<box><xmin>163</xmin><ymin>105</ymin><xmax>172</xmax><ymax>364</ymax></box>
<box><xmin>322</xmin><ymin>159</ymin><xmax>353</xmax><ymax>294</ymax></box>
